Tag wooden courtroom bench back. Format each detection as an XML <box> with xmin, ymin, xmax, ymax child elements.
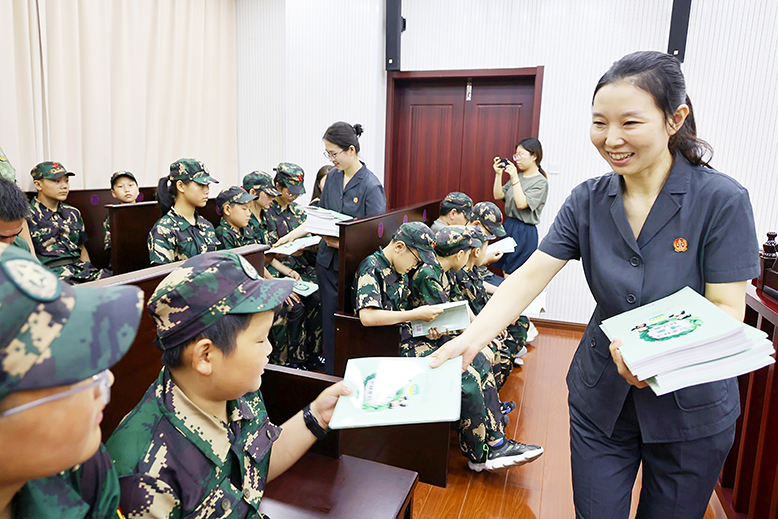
<box><xmin>87</xmin><ymin>244</ymin><xmax>269</xmax><ymax>437</ymax></box>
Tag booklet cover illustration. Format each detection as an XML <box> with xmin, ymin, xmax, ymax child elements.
<box><xmin>630</xmin><ymin>310</ymin><xmax>702</xmax><ymax>342</ymax></box>
<box><xmin>328</xmin><ymin>356</ymin><xmax>462</xmax><ymax>429</ymax></box>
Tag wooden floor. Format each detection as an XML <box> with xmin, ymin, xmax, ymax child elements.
<box><xmin>411</xmin><ymin>324</ymin><xmax>727</xmax><ymax>519</ymax></box>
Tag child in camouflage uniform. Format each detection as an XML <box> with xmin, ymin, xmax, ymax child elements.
<box><xmin>27</xmin><ymin>161</ymin><xmax>112</xmax><ymax>283</ymax></box>
<box><xmin>399</xmin><ymin>225</ymin><xmax>542</xmax><ymax>471</ymax></box>
<box><xmin>243</xmin><ymin>170</ymin><xmax>281</xmax><ymax>246</ymax></box>
<box><xmin>429</xmin><ymin>192</ymin><xmax>473</xmax><ymax>233</ymax></box>
<box><xmin>267</xmin><ymin>163</ymin><xmax>322</xmax><ymax>368</ymax></box>
<box><xmin>148</xmin><ymin>158</ymin><xmax>220</xmax><ymax>265</ymax></box>
<box><xmin>215</xmin><ymin>185</ymin><xmax>258</xmax><ymax>249</ymax></box>
<box><xmin>103</xmin><ymin>171</ymin><xmax>140</xmax><ymax>250</ymax></box>
<box><xmin>106</xmin><ymin>251</ymin><xmax>349</xmax><ymax>518</ymax></box>
<box><xmin>0</xmin><ymin>243</ymin><xmax>143</xmax><ymax>519</ymax></box>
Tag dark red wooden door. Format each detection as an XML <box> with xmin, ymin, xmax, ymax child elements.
<box><xmin>387</xmin><ymin>71</ymin><xmax>541</xmax><ymax>210</ymax></box>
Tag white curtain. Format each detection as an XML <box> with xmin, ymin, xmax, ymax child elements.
<box><xmin>0</xmin><ymin>0</ymin><xmax>237</xmax><ymax>191</ymax></box>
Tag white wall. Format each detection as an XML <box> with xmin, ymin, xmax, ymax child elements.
<box><xmin>236</xmin><ymin>0</ymin><xmax>778</xmax><ymax>324</ymax></box>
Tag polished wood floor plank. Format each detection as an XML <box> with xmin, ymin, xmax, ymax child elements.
<box><xmin>410</xmin><ymin>325</ymin><xmax>725</xmax><ymax>518</ymax></box>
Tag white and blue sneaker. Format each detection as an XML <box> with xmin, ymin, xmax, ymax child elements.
<box><xmin>467</xmin><ymin>439</ymin><xmax>544</xmax><ymax>472</ymax></box>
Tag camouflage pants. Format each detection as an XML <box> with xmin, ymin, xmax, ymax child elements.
<box><xmin>50</xmin><ymin>260</ymin><xmax>112</xmax><ymax>285</ymax></box>
<box><xmin>400</xmin><ymin>338</ymin><xmax>505</xmax><ymax>463</ymax></box>
<box><xmin>504</xmin><ymin>316</ymin><xmax>530</xmax><ymax>357</ymax></box>
<box><xmin>270</xmin><ymin>297</ymin><xmax>306</xmax><ymax>365</ymax></box>
<box><xmin>269</xmin><ymin>258</ymin><xmax>322</xmax><ymax>362</ymax></box>
<box><xmin>489</xmin><ymin>337</ymin><xmax>513</xmax><ymax>391</ymax></box>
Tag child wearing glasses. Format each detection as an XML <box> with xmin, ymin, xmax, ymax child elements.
<box><xmin>0</xmin><ymin>243</ymin><xmax>143</xmax><ymax>518</ymax></box>
<box><xmin>317</xmin><ymin>122</ymin><xmax>387</xmax><ymax>374</ymax></box>
<box><xmin>106</xmin><ymin>251</ymin><xmax>349</xmax><ymax>518</ymax></box>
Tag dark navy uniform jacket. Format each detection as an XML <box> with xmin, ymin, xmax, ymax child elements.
<box><xmin>316</xmin><ymin>162</ymin><xmax>386</xmax><ymax>270</ymax></box>
<box><xmin>539</xmin><ymin>155</ymin><xmax>760</xmax><ymax>443</ymax></box>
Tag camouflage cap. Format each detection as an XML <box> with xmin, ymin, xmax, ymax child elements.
<box><xmin>434</xmin><ymin>226</ymin><xmax>479</xmax><ymax>257</ymax></box>
<box><xmin>242</xmin><ymin>170</ymin><xmax>281</xmax><ymax>196</ymax></box>
<box><xmin>0</xmin><ymin>146</ymin><xmax>16</xmax><ymax>182</ymax></box>
<box><xmin>471</xmin><ymin>202</ymin><xmax>506</xmax><ymax>238</ymax></box>
<box><xmin>216</xmin><ymin>186</ymin><xmax>257</xmax><ymax>208</ymax></box>
<box><xmin>110</xmin><ymin>170</ymin><xmax>137</xmax><ymax>187</ymax></box>
<box><xmin>273</xmin><ymin>163</ymin><xmax>305</xmax><ymax>195</ymax></box>
<box><xmin>0</xmin><ymin>244</ymin><xmax>143</xmax><ymax>400</ymax></box>
<box><xmin>440</xmin><ymin>192</ymin><xmax>473</xmax><ymax>220</ymax></box>
<box><xmin>466</xmin><ymin>224</ymin><xmax>494</xmax><ymax>247</ymax></box>
<box><xmin>147</xmin><ymin>251</ymin><xmax>294</xmax><ymax>350</ymax></box>
<box><xmin>30</xmin><ymin>161</ymin><xmax>76</xmax><ymax>181</ymax></box>
<box><xmin>169</xmin><ymin>158</ymin><xmax>219</xmax><ymax>185</ymax></box>
<box><xmin>392</xmin><ymin>222</ymin><xmax>438</xmax><ymax>265</ymax></box>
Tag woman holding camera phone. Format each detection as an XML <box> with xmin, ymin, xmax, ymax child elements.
<box><xmin>491</xmin><ymin>137</ymin><xmax>549</xmax><ymax>275</ymax></box>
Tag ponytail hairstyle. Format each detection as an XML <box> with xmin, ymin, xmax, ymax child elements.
<box><xmin>593</xmin><ymin>50</ymin><xmax>712</xmax><ymax>167</ymax></box>
<box><xmin>323</xmin><ymin>121</ymin><xmax>364</xmax><ymax>154</ymax></box>
<box><xmin>157</xmin><ymin>177</ymin><xmax>193</xmax><ymax>214</ymax></box>
<box><xmin>516</xmin><ymin>137</ymin><xmax>547</xmax><ymax>178</ymax></box>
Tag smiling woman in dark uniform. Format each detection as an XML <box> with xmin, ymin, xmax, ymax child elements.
<box><xmin>430</xmin><ymin>51</ymin><xmax>760</xmax><ymax>518</ymax></box>
<box><xmin>316</xmin><ymin>122</ymin><xmax>386</xmax><ymax>374</ymax></box>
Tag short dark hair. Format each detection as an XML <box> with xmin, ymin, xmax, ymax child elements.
<box><xmin>156</xmin><ymin>313</ymin><xmax>253</xmax><ymax>368</ymax></box>
<box><xmin>594</xmin><ymin>50</ymin><xmax>712</xmax><ymax>167</ymax></box>
<box><xmin>0</xmin><ymin>177</ymin><xmax>31</xmax><ymax>222</ymax></box>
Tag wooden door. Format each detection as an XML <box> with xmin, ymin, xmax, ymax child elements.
<box><xmin>386</xmin><ymin>69</ymin><xmax>543</xmax><ymax>210</ymax></box>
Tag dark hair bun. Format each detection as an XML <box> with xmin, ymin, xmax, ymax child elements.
<box><xmin>352</xmin><ymin>124</ymin><xmax>364</xmax><ymax>137</ymax></box>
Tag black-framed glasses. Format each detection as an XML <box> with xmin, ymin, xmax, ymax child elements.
<box><xmin>323</xmin><ymin>149</ymin><xmax>346</xmax><ymax>161</ymax></box>
<box><xmin>408</xmin><ymin>247</ymin><xmax>422</xmax><ymax>266</ymax></box>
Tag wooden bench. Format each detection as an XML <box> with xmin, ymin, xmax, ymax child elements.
<box><xmin>327</xmin><ymin>200</ymin><xmax>453</xmax><ymax>488</ymax></box>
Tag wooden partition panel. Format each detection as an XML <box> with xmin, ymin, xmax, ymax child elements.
<box><xmin>336</xmin><ymin>199</ymin><xmax>440</xmax><ymax>314</ymax></box>
<box><xmin>88</xmin><ymin>244</ymin><xmax>268</xmax><ymax>437</ymax></box>
<box><xmin>107</xmin><ymin>201</ymin><xmax>161</xmax><ymax>274</ymax></box>
<box><xmin>334</xmin><ymin>314</ymin><xmax>402</xmax><ymax>378</ymax></box>
<box><xmin>718</xmin><ymin>284</ymin><xmax>778</xmax><ymax>519</ymax></box>
<box><xmin>26</xmin><ymin>187</ymin><xmax>156</xmax><ymax>270</ymax></box>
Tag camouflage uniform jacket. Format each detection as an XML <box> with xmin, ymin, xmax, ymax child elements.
<box><xmin>247</xmin><ymin>210</ymin><xmax>277</xmax><ymax>246</ymax></box>
<box><xmin>12</xmin><ymin>235</ymin><xmax>30</xmax><ymax>253</ymax></box>
<box><xmin>103</xmin><ymin>214</ymin><xmax>111</xmax><ymax>250</ymax></box>
<box><xmin>147</xmin><ymin>208</ymin><xmax>220</xmax><ymax>265</ymax></box>
<box><xmin>13</xmin><ymin>445</ymin><xmax>122</xmax><ymax>519</ymax></box>
<box><xmin>354</xmin><ymin>248</ymin><xmax>410</xmax><ymax>314</ymax></box>
<box><xmin>404</xmin><ymin>263</ymin><xmax>452</xmax><ymax>346</ymax></box>
<box><xmin>266</xmin><ymin>200</ymin><xmax>306</xmax><ymax>238</ymax></box>
<box><xmin>106</xmin><ymin>368</ymin><xmax>280</xmax><ymax>519</ymax></box>
<box><xmin>27</xmin><ymin>198</ymin><xmax>86</xmax><ymax>266</ymax></box>
<box><xmin>216</xmin><ymin>218</ymin><xmax>256</xmax><ymax>250</ymax></box>
<box><xmin>454</xmin><ymin>266</ymin><xmax>490</xmax><ymax>314</ymax></box>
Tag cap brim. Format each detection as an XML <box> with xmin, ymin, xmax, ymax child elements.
<box><xmin>49</xmin><ymin>171</ymin><xmax>75</xmax><ymax>180</ymax></box>
<box><xmin>235</xmin><ymin>192</ymin><xmax>258</xmax><ymax>203</ymax></box>
<box><xmin>417</xmin><ymin>248</ymin><xmax>438</xmax><ymax>266</ymax></box>
<box><xmin>16</xmin><ymin>284</ymin><xmax>143</xmax><ymax>391</ymax></box>
<box><xmin>491</xmin><ymin>225</ymin><xmax>506</xmax><ymax>238</ymax></box>
<box><xmin>230</xmin><ymin>277</ymin><xmax>294</xmax><ymax>314</ymax></box>
<box><xmin>263</xmin><ymin>187</ymin><xmax>282</xmax><ymax>196</ymax></box>
<box><xmin>288</xmin><ymin>185</ymin><xmax>305</xmax><ymax>195</ymax></box>
<box><xmin>193</xmin><ymin>175</ymin><xmax>219</xmax><ymax>185</ymax></box>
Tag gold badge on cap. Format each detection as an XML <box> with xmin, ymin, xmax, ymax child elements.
<box><xmin>673</xmin><ymin>238</ymin><xmax>688</xmax><ymax>253</ymax></box>
<box><xmin>3</xmin><ymin>259</ymin><xmax>62</xmax><ymax>301</ymax></box>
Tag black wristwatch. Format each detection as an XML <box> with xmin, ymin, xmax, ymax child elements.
<box><xmin>302</xmin><ymin>404</ymin><xmax>329</xmax><ymax>440</ymax></box>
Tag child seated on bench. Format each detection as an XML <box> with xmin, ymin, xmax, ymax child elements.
<box><xmin>0</xmin><ymin>243</ymin><xmax>143</xmax><ymax>518</ymax></box>
<box><xmin>148</xmin><ymin>158</ymin><xmax>220</xmax><ymax>265</ymax></box>
<box><xmin>215</xmin><ymin>185</ymin><xmax>258</xmax><ymax>249</ymax></box>
<box><xmin>27</xmin><ymin>161</ymin><xmax>112</xmax><ymax>283</ymax></box>
<box><xmin>103</xmin><ymin>170</ymin><xmax>140</xmax><ymax>250</ymax></box>
<box><xmin>430</xmin><ymin>192</ymin><xmax>473</xmax><ymax>233</ymax></box>
<box><xmin>106</xmin><ymin>250</ymin><xmax>348</xmax><ymax>517</ymax></box>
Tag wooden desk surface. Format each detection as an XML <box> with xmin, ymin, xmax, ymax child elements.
<box><xmin>261</xmin><ymin>453</ymin><xmax>417</xmax><ymax>519</ymax></box>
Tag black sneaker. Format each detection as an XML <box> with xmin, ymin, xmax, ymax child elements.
<box><xmin>467</xmin><ymin>439</ymin><xmax>544</xmax><ymax>472</ymax></box>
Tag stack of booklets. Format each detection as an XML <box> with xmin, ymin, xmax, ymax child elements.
<box><xmin>328</xmin><ymin>356</ymin><xmax>462</xmax><ymax>429</ymax></box>
<box><xmin>600</xmin><ymin>286</ymin><xmax>775</xmax><ymax>396</ymax></box>
<box><xmin>303</xmin><ymin>206</ymin><xmax>353</xmax><ymax>237</ymax></box>
<box><xmin>486</xmin><ymin>237</ymin><xmax>517</xmax><ymax>255</ymax></box>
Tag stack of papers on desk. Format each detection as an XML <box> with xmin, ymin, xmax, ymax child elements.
<box><xmin>303</xmin><ymin>206</ymin><xmax>353</xmax><ymax>237</ymax></box>
<box><xmin>600</xmin><ymin>286</ymin><xmax>775</xmax><ymax>396</ymax></box>
<box><xmin>328</xmin><ymin>356</ymin><xmax>462</xmax><ymax>429</ymax></box>
<box><xmin>265</xmin><ymin>235</ymin><xmax>321</xmax><ymax>255</ymax></box>
<box><xmin>409</xmin><ymin>300</ymin><xmax>470</xmax><ymax>337</ymax></box>
<box><xmin>486</xmin><ymin>237</ymin><xmax>517</xmax><ymax>255</ymax></box>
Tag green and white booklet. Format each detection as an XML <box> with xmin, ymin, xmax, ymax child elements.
<box><xmin>291</xmin><ymin>279</ymin><xmax>318</xmax><ymax>297</ymax></box>
<box><xmin>409</xmin><ymin>300</ymin><xmax>470</xmax><ymax>337</ymax></box>
<box><xmin>328</xmin><ymin>356</ymin><xmax>463</xmax><ymax>430</ymax></box>
<box><xmin>265</xmin><ymin>235</ymin><xmax>321</xmax><ymax>255</ymax></box>
<box><xmin>303</xmin><ymin>206</ymin><xmax>353</xmax><ymax>237</ymax></box>
<box><xmin>600</xmin><ymin>286</ymin><xmax>775</xmax><ymax>395</ymax></box>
